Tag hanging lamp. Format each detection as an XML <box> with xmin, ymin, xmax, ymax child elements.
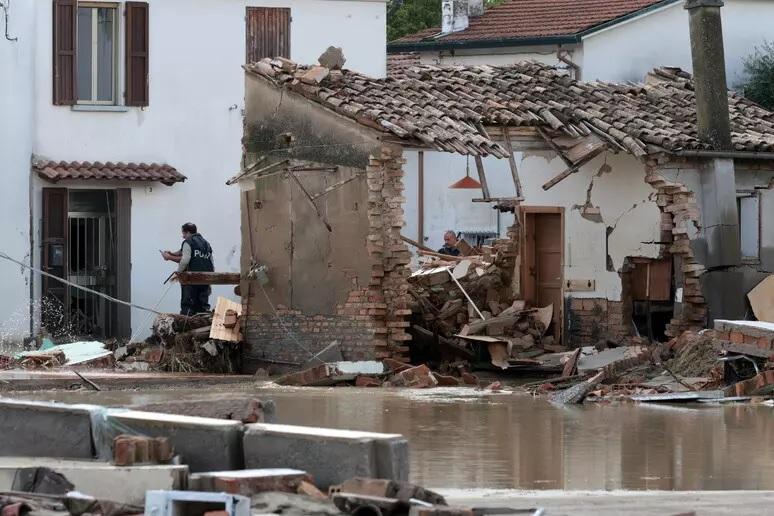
<box><xmin>448</xmin><ymin>155</ymin><xmax>482</xmax><ymax>189</ymax></box>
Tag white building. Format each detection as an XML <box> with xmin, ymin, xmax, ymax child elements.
<box><xmin>0</xmin><ymin>0</ymin><xmax>386</xmax><ymax>344</ymax></box>
<box><xmin>388</xmin><ymin>0</ymin><xmax>774</xmax><ymax>252</ymax></box>
<box><xmin>388</xmin><ymin>0</ymin><xmax>774</xmax><ymax>85</ymax></box>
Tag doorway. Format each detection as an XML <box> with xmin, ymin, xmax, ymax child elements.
<box><xmin>41</xmin><ymin>188</ymin><xmax>131</xmax><ymax>340</ymax></box>
<box><xmin>521</xmin><ymin>207</ymin><xmax>564</xmax><ymax>341</ymax></box>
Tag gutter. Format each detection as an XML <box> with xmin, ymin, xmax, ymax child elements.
<box><xmin>387</xmin><ymin>35</ymin><xmax>579</xmax><ymax>53</ymax></box>
<box><xmin>675</xmin><ymin>150</ymin><xmax>774</xmax><ymax>160</ymax></box>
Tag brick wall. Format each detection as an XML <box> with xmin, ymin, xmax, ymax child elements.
<box><xmin>566</xmin><ymin>298</ymin><xmax>631</xmax><ymax>347</ymax></box>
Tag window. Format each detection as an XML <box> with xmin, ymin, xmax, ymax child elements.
<box><xmin>76</xmin><ymin>4</ymin><xmax>117</xmax><ymax>104</ymax></box>
<box><xmin>53</xmin><ymin>0</ymin><xmax>149</xmax><ymax>107</ymax></box>
<box><xmin>737</xmin><ymin>191</ymin><xmax>760</xmax><ymax>261</ymax></box>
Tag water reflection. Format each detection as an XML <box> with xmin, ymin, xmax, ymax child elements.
<box><xmin>9</xmin><ymin>386</ymin><xmax>774</xmax><ymax>490</ymax></box>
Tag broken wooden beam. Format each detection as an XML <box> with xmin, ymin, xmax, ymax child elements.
<box><xmin>176</xmin><ymin>272</ymin><xmax>241</xmax><ymax>285</ymax></box>
<box><xmin>473</xmin><ymin>155</ymin><xmax>491</xmax><ymax>199</ymax></box>
<box><xmin>542</xmin><ymin>163</ymin><xmax>580</xmax><ymax>191</ymax></box>
<box><xmin>501</xmin><ymin>126</ymin><xmax>524</xmax><ymax>198</ymax></box>
<box><xmin>400</xmin><ymin>234</ymin><xmax>434</xmax><ymax>253</ymax></box>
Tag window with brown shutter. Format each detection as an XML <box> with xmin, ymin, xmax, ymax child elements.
<box><xmin>53</xmin><ymin>0</ymin><xmax>77</xmax><ymax>105</ymax></box>
<box><xmin>246</xmin><ymin>7</ymin><xmax>291</xmax><ymax>64</ymax></box>
<box><xmin>125</xmin><ymin>1</ymin><xmax>149</xmax><ymax>106</ymax></box>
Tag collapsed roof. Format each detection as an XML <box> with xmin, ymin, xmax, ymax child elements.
<box><xmin>244</xmin><ymin>58</ymin><xmax>774</xmax><ymax>159</ymax></box>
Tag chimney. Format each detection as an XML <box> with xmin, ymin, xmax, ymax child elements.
<box><xmin>684</xmin><ymin>0</ymin><xmax>742</xmax><ymax>321</ymax></box>
<box><xmin>468</xmin><ymin>0</ymin><xmax>485</xmax><ymax>17</ymax></box>
<box><xmin>685</xmin><ymin>0</ymin><xmax>732</xmax><ymax>150</ymax></box>
<box><xmin>441</xmin><ymin>0</ymin><xmax>470</xmax><ymax>33</ymax></box>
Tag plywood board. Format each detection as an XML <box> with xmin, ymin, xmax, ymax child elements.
<box><xmin>210</xmin><ymin>297</ymin><xmax>243</xmax><ymax>342</ymax></box>
<box><xmin>748</xmin><ymin>275</ymin><xmax>774</xmax><ymax>323</ymax></box>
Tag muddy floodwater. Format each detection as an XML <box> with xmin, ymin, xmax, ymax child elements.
<box><xmin>9</xmin><ymin>384</ymin><xmax>774</xmax><ymax>491</ymax></box>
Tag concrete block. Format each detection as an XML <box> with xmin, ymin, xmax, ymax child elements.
<box><xmin>145</xmin><ymin>490</ymin><xmax>250</xmax><ymax>516</ymax></box>
<box><xmin>0</xmin><ymin>399</ymin><xmax>97</xmax><ymax>459</ymax></box>
<box><xmin>243</xmin><ymin>423</ymin><xmax>408</xmax><ymax>488</ymax></box>
<box><xmin>106</xmin><ymin>410</ymin><xmax>243</xmax><ymax>473</ymax></box>
<box><xmin>0</xmin><ymin>457</ymin><xmax>187</xmax><ymax>505</ymax></box>
<box><xmin>190</xmin><ymin>468</ymin><xmax>310</xmax><ymax>495</ymax></box>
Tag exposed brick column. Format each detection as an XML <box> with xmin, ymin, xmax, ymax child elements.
<box><xmin>366</xmin><ymin>144</ymin><xmax>412</xmax><ymax>361</ymax></box>
<box><xmin>645</xmin><ymin>162</ymin><xmax>707</xmax><ymax>336</ymax></box>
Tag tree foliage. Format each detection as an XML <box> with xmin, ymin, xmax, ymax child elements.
<box><xmin>741</xmin><ymin>41</ymin><xmax>774</xmax><ymax>111</ymax></box>
<box><xmin>387</xmin><ymin>0</ymin><xmax>442</xmax><ymax>42</ymax></box>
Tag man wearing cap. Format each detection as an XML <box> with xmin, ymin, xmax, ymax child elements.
<box><xmin>161</xmin><ymin>222</ymin><xmax>215</xmax><ymax>315</ymax></box>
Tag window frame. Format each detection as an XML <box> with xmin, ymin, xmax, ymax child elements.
<box><xmin>75</xmin><ymin>1</ymin><xmax>120</xmax><ymax>106</ymax></box>
<box><xmin>736</xmin><ymin>189</ymin><xmax>762</xmax><ymax>264</ymax></box>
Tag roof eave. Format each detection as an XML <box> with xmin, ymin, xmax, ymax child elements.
<box><xmin>578</xmin><ymin>0</ymin><xmax>680</xmax><ymax>39</ymax></box>
<box><xmin>387</xmin><ymin>35</ymin><xmax>580</xmax><ymax>53</ymax></box>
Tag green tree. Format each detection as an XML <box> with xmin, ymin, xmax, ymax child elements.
<box><xmin>387</xmin><ymin>0</ymin><xmax>442</xmax><ymax>42</ymax></box>
<box><xmin>741</xmin><ymin>42</ymin><xmax>774</xmax><ymax>111</ymax></box>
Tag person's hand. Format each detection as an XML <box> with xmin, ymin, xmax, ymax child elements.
<box><xmin>160</xmin><ymin>250</ymin><xmax>171</xmax><ymax>261</ymax></box>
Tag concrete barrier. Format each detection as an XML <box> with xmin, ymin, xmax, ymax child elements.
<box><xmin>0</xmin><ymin>399</ymin><xmax>98</xmax><ymax>459</ymax></box>
<box><xmin>0</xmin><ymin>457</ymin><xmax>188</xmax><ymax>505</ymax></box>
<box><xmin>106</xmin><ymin>410</ymin><xmax>244</xmax><ymax>472</ymax></box>
<box><xmin>243</xmin><ymin>423</ymin><xmax>408</xmax><ymax>488</ymax></box>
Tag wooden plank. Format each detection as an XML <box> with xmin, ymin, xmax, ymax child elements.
<box><xmin>210</xmin><ymin>296</ymin><xmax>243</xmax><ymax>342</ymax></box>
<box><xmin>501</xmin><ymin>126</ymin><xmax>524</xmax><ymax>198</ymax></box>
<box><xmin>542</xmin><ymin>164</ymin><xmax>580</xmax><ymax>191</ymax></box>
<box><xmin>473</xmin><ymin>155</ymin><xmax>491</xmax><ymax>199</ymax></box>
<box><xmin>418</xmin><ymin>150</ymin><xmax>424</xmax><ymax>244</ymax></box>
<box><xmin>177</xmin><ymin>272</ymin><xmax>240</xmax><ymax>285</ymax></box>
<box><xmin>401</xmin><ymin>234</ymin><xmax>434</xmax><ymax>253</ymax></box>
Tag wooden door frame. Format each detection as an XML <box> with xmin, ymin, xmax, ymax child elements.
<box><xmin>519</xmin><ymin>206</ymin><xmax>565</xmax><ymax>343</ymax></box>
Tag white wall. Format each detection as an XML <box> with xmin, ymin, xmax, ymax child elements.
<box><xmin>7</xmin><ymin>0</ymin><xmax>385</xmax><ymax>341</ymax></box>
<box><xmin>418</xmin><ymin>45</ymin><xmax>580</xmax><ymax>68</ymax></box>
<box><xmin>403</xmin><ymin>149</ymin><xmax>662</xmax><ymax>301</ymax></box>
<box><xmin>581</xmin><ymin>0</ymin><xmax>774</xmax><ymax>84</ymax></box>
<box><xmin>0</xmin><ymin>1</ymin><xmax>35</xmax><ymax>347</ymax></box>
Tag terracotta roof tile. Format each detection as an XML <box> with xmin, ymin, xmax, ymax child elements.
<box><xmin>391</xmin><ymin>0</ymin><xmax>673</xmax><ymax>46</ymax></box>
<box><xmin>34</xmin><ymin>161</ymin><xmax>186</xmax><ymax>185</ymax></box>
<box><xmin>245</xmin><ymin>59</ymin><xmax>774</xmax><ymax>158</ymax></box>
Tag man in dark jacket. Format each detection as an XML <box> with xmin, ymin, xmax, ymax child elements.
<box><xmin>161</xmin><ymin>222</ymin><xmax>214</xmax><ymax>315</ymax></box>
<box><xmin>437</xmin><ymin>230</ymin><xmax>461</xmax><ymax>257</ymax></box>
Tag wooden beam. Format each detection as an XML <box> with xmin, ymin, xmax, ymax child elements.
<box><xmin>472</xmin><ymin>197</ymin><xmax>524</xmax><ymax>203</ymax></box>
<box><xmin>176</xmin><ymin>272</ymin><xmax>241</xmax><ymax>285</ymax></box>
<box><xmin>417</xmin><ymin>249</ymin><xmax>467</xmax><ymax>262</ymax></box>
<box><xmin>542</xmin><ymin>164</ymin><xmax>580</xmax><ymax>191</ymax></box>
<box><xmin>418</xmin><ymin>150</ymin><xmax>425</xmax><ymax>245</ymax></box>
<box><xmin>501</xmin><ymin>126</ymin><xmax>524</xmax><ymax>198</ymax></box>
<box><xmin>401</xmin><ymin>234</ymin><xmax>434</xmax><ymax>253</ymax></box>
<box><xmin>473</xmin><ymin>155</ymin><xmax>491</xmax><ymax>199</ymax></box>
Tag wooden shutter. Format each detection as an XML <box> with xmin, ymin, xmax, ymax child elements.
<box><xmin>125</xmin><ymin>2</ymin><xmax>149</xmax><ymax>106</ymax></box>
<box><xmin>41</xmin><ymin>188</ymin><xmax>69</xmax><ymax>332</ymax></box>
<box><xmin>52</xmin><ymin>0</ymin><xmax>76</xmax><ymax>105</ymax></box>
<box><xmin>115</xmin><ymin>189</ymin><xmax>132</xmax><ymax>338</ymax></box>
<box><xmin>246</xmin><ymin>7</ymin><xmax>291</xmax><ymax>63</ymax></box>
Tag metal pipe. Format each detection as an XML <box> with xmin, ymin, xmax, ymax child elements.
<box><xmin>675</xmin><ymin>149</ymin><xmax>774</xmax><ymax>160</ymax></box>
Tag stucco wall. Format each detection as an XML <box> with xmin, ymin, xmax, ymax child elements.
<box><xmin>417</xmin><ymin>45</ymin><xmax>580</xmax><ymax>69</ymax></box>
<box><xmin>581</xmin><ymin>0</ymin><xmax>774</xmax><ymax>84</ymax></box>
<box><xmin>3</xmin><ymin>0</ymin><xmax>385</xmax><ymax>341</ymax></box>
<box><xmin>402</xmin><ymin>149</ymin><xmax>662</xmax><ymax>302</ymax></box>
<box><xmin>0</xmin><ymin>1</ymin><xmax>35</xmax><ymax>345</ymax></box>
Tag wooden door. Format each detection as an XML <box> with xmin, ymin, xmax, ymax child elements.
<box><xmin>522</xmin><ymin>209</ymin><xmax>563</xmax><ymax>339</ymax></box>
<box><xmin>42</xmin><ymin>188</ymin><xmax>69</xmax><ymax>333</ymax></box>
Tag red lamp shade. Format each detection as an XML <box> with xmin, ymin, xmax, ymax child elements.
<box><xmin>449</xmin><ymin>175</ymin><xmax>482</xmax><ymax>189</ymax></box>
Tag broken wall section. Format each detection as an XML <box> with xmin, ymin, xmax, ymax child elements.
<box><xmin>240</xmin><ymin>75</ymin><xmax>412</xmax><ymax>371</ymax></box>
<box><xmin>654</xmin><ymin>158</ymin><xmax>774</xmax><ymax>332</ymax></box>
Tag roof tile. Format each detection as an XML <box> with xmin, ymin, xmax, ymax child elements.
<box><xmin>33</xmin><ymin>161</ymin><xmax>186</xmax><ymax>185</ymax></box>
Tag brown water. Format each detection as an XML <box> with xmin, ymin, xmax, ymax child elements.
<box><xmin>10</xmin><ymin>385</ymin><xmax>774</xmax><ymax>491</ymax></box>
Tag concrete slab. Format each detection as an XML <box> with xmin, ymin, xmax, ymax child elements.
<box><xmin>0</xmin><ymin>399</ymin><xmax>97</xmax><ymax>458</ymax></box>
<box><xmin>577</xmin><ymin>347</ymin><xmax>647</xmax><ymax>373</ymax></box>
<box><xmin>106</xmin><ymin>410</ymin><xmax>244</xmax><ymax>473</ymax></box>
<box><xmin>190</xmin><ymin>468</ymin><xmax>310</xmax><ymax>495</ymax></box>
<box><xmin>243</xmin><ymin>423</ymin><xmax>409</xmax><ymax>488</ymax></box>
<box><xmin>0</xmin><ymin>457</ymin><xmax>187</xmax><ymax>505</ymax></box>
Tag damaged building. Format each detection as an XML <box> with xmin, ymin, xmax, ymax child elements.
<box><xmin>236</xmin><ymin>7</ymin><xmax>774</xmax><ymax>371</ymax></box>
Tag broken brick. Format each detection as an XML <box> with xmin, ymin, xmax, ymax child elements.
<box><xmin>355</xmin><ymin>375</ymin><xmax>383</xmax><ymax>387</ymax></box>
<box><xmin>390</xmin><ymin>365</ymin><xmax>438</xmax><ymax>389</ymax></box>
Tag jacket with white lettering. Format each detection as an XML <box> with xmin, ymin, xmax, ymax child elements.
<box><xmin>183</xmin><ymin>233</ymin><xmax>214</xmax><ymax>272</ymax></box>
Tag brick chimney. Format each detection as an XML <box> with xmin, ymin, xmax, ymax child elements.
<box><xmin>684</xmin><ymin>0</ymin><xmax>742</xmax><ymax>321</ymax></box>
<box><xmin>685</xmin><ymin>0</ymin><xmax>732</xmax><ymax>150</ymax></box>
